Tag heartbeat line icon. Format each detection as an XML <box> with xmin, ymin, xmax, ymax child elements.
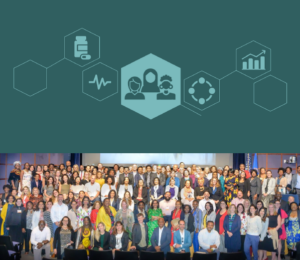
<box><xmin>89</xmin><ymin>75</ymin><xmax>112</xmax><ymax>90</ymax></box>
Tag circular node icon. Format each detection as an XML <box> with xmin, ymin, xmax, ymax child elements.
<box><xmin>189</xmin><ymin>77</ymin><xmax>216</xmax><ymax>105</ymax></box>
<box><xmin>199</xmin><ymin>77</ymin><xmax>205</xmax><ymax>84</ymax></box>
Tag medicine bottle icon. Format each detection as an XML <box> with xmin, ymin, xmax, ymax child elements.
<box><xmin>74</xmin><ymin>36</ymin><xmax>91</xmax><ymax>60</ymax></box>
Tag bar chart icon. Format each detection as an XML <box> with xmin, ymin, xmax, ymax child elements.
<box><xmin>242</xmin><ymin>50</ymin><xmax>266</xmax><ymax>70</ymax></box>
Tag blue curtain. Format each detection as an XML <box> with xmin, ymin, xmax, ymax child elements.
<box><xmin>71</xmin><ymin>153</ymin><xmax>81</xmax><ymax>165</ymax></box>
<box><xmin>233</xmin><ymin>153</ymin><xmax>245</xmax><ymax>169</ymax></box>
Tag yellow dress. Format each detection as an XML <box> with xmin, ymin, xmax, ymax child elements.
<box><xmin>96</xmin><ymin>206</ymin><xmax>116</xmax><ymax>232</ymax></box>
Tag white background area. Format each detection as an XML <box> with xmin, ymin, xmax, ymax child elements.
<box><xmin>82</xmin><ymin>153</ymin><xmax>233</xmax><ymax>167</ymax></box>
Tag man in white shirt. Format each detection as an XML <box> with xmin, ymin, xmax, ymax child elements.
<box><xmin>159</xmin><ymin>191</ymin><xmax>176</xmax><ymax>228</ymax></box>
<box><xmin>198</xmin><ymin>221</ymin><xmax>220</xmax><ymax>259</ymax></box>
<box><xmin>85</xmin><ymin>175</ymin><xmax>100</xmax><ymax>203</ymax></box>
<box><xmin>230</xmin><ymin>190</ymin><xmax>245</xmax><ymax>206</ymax></box>
<box><xmin>199</xmin><ymin>191</ymin><xmax>216</xmax><ymax>211</ymax></box>
<box><xmin>30</xmin><ymin>220</ymin><xmax>51</xmax><ymax>260</ymax></box>
<box><xmin>51</xmin><ymin>194</ymin><xmax>68</xmax><ymax>234</ymax></box>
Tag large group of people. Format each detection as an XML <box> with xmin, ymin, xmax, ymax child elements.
<box><xmin>1</xmin><ymin>161</ymin><xmax>300</xmax><ymax>260</ymax></box>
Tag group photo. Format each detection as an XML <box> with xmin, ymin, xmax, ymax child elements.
<box><xmin>0</xmin><ymin>153</ymin><xmax>300</xmax><ymax>260</ymax></box>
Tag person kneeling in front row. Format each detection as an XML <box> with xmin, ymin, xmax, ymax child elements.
<box><xmin>30</xmin><ymin>220</ymin><xmax>51</xmax><ymax>260</ymax></box>
<box><xmin>198</xmin><ymin>220</ymin><xmax>220</xmax><ymax>260</ymax></box>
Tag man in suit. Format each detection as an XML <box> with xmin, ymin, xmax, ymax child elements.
<box><xmin>79</xmin><ymin>165</ymin><xmax>85</xmax><ymax>179</ymax></box>
<box><xmin>147</xmin><ymin>218</ymin><xmax>171</xmax><ymax>256</ymax></box>
<box><xmin>129</xmin><ymin>164</ymin><xmax>138</xmax><ymax>179</ymax></box>
<box><xmin>31</xmin><ymin>173</ymin><xmax>43</xmax><ymax>194</ymax></box>
<box><xmin>135</xmin><ymin>166</ymin><xmax>146</xmax><ymax>187</ymax></box>
<box><xmin>118</xmin><ymin>167</ymin><xmax>134</xmax><ymax>186</ymax></box>
<box><xmin>173</xmin><ymin>220</ymin><xmax>192</xmax><ymax>253</ymax></box>
<box><xmin>134</xmin><ymin>201</ymin><xmax>149</xmax><ymax>224</ymax></box>
<box><xmin>273</xmin><ymin>191</ymin><xmax>289</xmax><ymax>213</ymax></box>
<box><xmin>130</xmin><ymin>213</ymin><xmax>149</xmax><ymax>253</ymax></box>
<box><xmin>150</xmin><ymin>166</ymin><xmax>166</xmax><ymax>187</ymax></box>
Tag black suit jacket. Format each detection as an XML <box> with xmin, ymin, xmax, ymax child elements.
<box><xmin>119</xmin><ymin>173</ymin><xmax>134</xmax><ymax>186</ymax></box>
<box><xmin>132</xmin><ymin>223</ymin><xmax>148</xmax><ymax>246</ymax></box>
<box><xmin>31</xmin><ymin>180</ymin><xmax>43</xmax><ymax>194</ymax></box>
<box><xmin>132</xmin><ymin>186</ymin><xmax>148</xmax><ymax>204</ymax></box>
<box><xmin>94</xmin><ymin>231</ymin><xmax>110</xmax><ymax>250</ymax></box>
<box><xmin>209</xmin><ymin>186</ymin><xmax>224</xmax><ymax>201</ymax></box>
<box><xmin>110</xmin><ymin>231</ymin><xmax>129</xmax><ymax>251</ymax></box>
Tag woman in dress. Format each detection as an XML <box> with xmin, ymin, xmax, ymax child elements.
<box><xmin>53</xmin><ymin>216</ymin><xmax>76</xmax><ymax>260</ymax></box>
<box><xmin>77</xmin><ymin>196</ymin><xmax>92</xmax><ymax>227</ymax></box>
<box><xmin>64</xmin><ymin>191</ymin><xmax>75</xmax><ymax>210</ymax></box>
<box><xmin>183</xmin><ymin>204</ymin><xmax>195</xmax><ymax>238</ymax></box>
<box><xmin>201</xmin><ymin>202</ymin><xmax>216</xmax><ymax>229</ymax></box>
<box><xmin>44</xmin><ymin>200</ymin><xmax>54</xmax><ymax>251</ymax></box>
<box><xmin>132</xmin><ymin>179</ymin><xmax>148</xmax><ymax>206</ymax></box>
<box><xmin>147</xmin><ymin>199</ymin><xmax>163</xmax><ymax>246</ymax></box>
<box><xmin>110</xmin><ymin>221</ymin><xmax>129</xmax><ymax>255</ymax></box>
<box><xmin>59</xmin><ymin>174</ymin><xmax>70</xmax><ymax>200</ymax></box>
<box><xmin>118</xmin><ymin>177</ymin><xmax>133</xmax><ymax>199</ymax></box>
<box><xmin>224</xmin><ymin>169</ymin><xmax>239</xmax><ymax>206</ymax></box>
<box><xmin>165</xmin><ymin>178</ymin><xmax>179</xmax><ymax>200</ymax></box>
<box><xmin>6</xmin><ymin>198</ymin><xmax>24</xmax><ymax>243</ymax></box>
<box><xmin>258</xmin><ymin>207</ymin><xmax>269</xmax><ymax>260</ymax></box>
<box><xmin>238</xmin><ymin>171</ymin><xmax>250</xmax><ymax>199</ymax></box>
<box><xmin>260</xmin><ymin>202</ymin><xmax>281</xmax><ymax>260</ymax></box>
<box><xmin>224</xmin><ymin>204</ymin><xmax>241</xmax><ymax>253</ymax></box>
<box><xmin>120</xmin><ymin>191</ymin><xmax>134</xmax><ymax>211</ymax></box>
<box><xmin>95</xmin><ymin>171</ymin><xmax>105</xmax><ymax>189</ymax></box>
<box><xmin>215</xmin><ymin>200</ymin><xmax>228</xmax><ymax>252</ymax></box>
<box><xmin>43</xmin><ymin>176</ymin><xmax>56</xmax><ymax>202</ymax></box>
<box><xmin>237</xmin><ymin>203</ymin><xmax>248</xmax><ymax>253</ymax></box>
<box><xmin>171</xmin><ymin>200</ymin><xmax>184</xmax><ymax>222</ymax></box>
<box><xmin>29</xmin><ymin>187</ymin><xmax>43</xmax><ymax>210</ymax></box>
<box><xmin>181</xmin><ymin>180</ymin><xmax>195</xmax><ymax>207</ymax></box>
<box><xmin>115</xmin><ymin>200</ymin><xmax>134</xmax><ymax>239</ymax></box>
<box><xmin>101</xmin><ymin>176</ymin><xmax>116</xmax><ymax>202</ymax></box>
<box><xmin>76</xmin><ymin>216</ymin><xmax>94</xmax><ymax>253</ymax></box>
<box><xmin>93</xmin><ymin>222</ymin><xmax>110</xmax><ymax>250</ymax></box>
<box><xmin>90</xmin><ymin>201</ymin><xmax>101</xmax><ymax>230</ymax></box>
<box><xmin>275</xmin><ymin>199</ymin><xmax>288</xmax><ymax>260</ymax></box>
<box><xmin>1</xmin><ymin>195</ymin><xmax>15</xmax><ymax>235</ymax></box>
<box><xmin>70</xmin><ymin>176</ymin><xmax>86</xmax><ymax>199</ymax></box>
<box><xmin>76</xmin><ymin>191</ymin><xmax>86</xmax><ymax>208</ymax></box>
<box><xmin>21</xmin><ymin>201</ymin><xmax>34</xmax><ymax>254</ymax></box>
<box><xmin>150</xmin><ymin>177</ymin><xmax>164</xmax><ymax>204</ymax></box>
<box><xmin>96</xmin><ymin>198</ymin><xmax>117</xmax><ymax>233</ymax></box>
<box><xmin>21</xmin><ymin>186</ymin><xmax>31</xmax><ymax>207</ymax></box>
<box><xmin>209</xmin><ymin>177</ymin><xmax>223</xmax><ymax>209</ymax></box>
<box><xmin>19</xmin><ymin>162</ymin><xmax>32</xmax><ymax>195</ymax></box>
<box><xmin>285</xmin><ymin>202</ymin><xmax>300</xmax><ymax>260</ymax></box>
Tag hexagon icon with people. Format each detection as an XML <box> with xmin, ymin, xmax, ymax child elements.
<box><xmin>121</xmin><ymin>54</ymin><xmax>181</xmax><ymax>119</ymax></box>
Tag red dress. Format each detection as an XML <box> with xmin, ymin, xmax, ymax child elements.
<box><xmin>279</xmin><ymin>208</ymin><xmax>288</xmax><ymax>240</ymax></box>
<box><xmin>90</xmin><ymin>209</ymin><xmax>99</xmax><ymax>229</ymax></box>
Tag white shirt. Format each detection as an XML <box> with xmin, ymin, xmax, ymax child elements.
<box><xmin>70</xmin><ymin>184</ymin><xmax>86</xmax><ymax>197</ymax></box>
<box><xmin>79</xmin><ymin>171</ymin><xmax>85</xmax><ymax>179</ymax></box>
<box><xmin>30</xmin><ymin>226</ymin><xmax>51</xmax><ymax>249</ymax></box>
<box><xmin>51</xmin><ymin>202</ymin><xmax>68</xmax><ymax>223</ymax></box>
<box><xmin>158</xmin><ymin>227</ymin><xmax>164</xmax><ymax>246</ymax></box>
<box><xmin>285</xmin><ymin>173</ymin><xmax>292</xmax><ymax>185</ymax></box>
<box><xmin>32</xmin><ymin>210</ymin><xmax>44</xmax><ymax>230</ymax></box>
<box><xmin>198</xmin><ymin>228</ymin><xmax>220</xmax><ymax>250</ymax></box>
<box><xmin>118</xmin><ymin>185</ymin><xmax>133</xmax><ymax>199</ymax></box>
<box><xmin>115</xmin><ymin>232</ymin><xmax>123</xmax><ymax>250</ymax></box>
<box><xmin>206</xmin><ymin>173</ymin><xmax>220</xmax><ymax>180</ymax></box>
<box><xmin>101</xmin><ymin>184</ymin><xmax>116</xmax><ymax>201</ymax></box>
<box><xmin>199</xmin><ymin>199</ymin><xmax>216</xmax><ymax>211</ymax></box>
<box><xmin>85</xmin><ymin>182</ymin><xmax>100</xmax><ymax>197</ymax></box>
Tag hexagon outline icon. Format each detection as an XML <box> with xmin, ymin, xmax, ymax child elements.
<box><xmin>253</xmin><ymin>75</ymin><xmax>288</xmax><ymax>112</ymax></box>
<box><xmin>183</xmin><ymin>70</ymin><xmax>220</xmax><ymax>111</ymax></box>
<box><xmin>236</xmin><ymin>40</ymin><xmax>271</xmax><ymax>80</ymax></box>
<box><xmin>64</xmin><ymin>28</ymin><xmax>100</xmax><ymax>67</ymax></box>
<box><xmin>13</xmin><ymin>60</ymin><xmax>47</xmax><ymax>97</ymax></box>
<box><xmin>82</xmin><ymin>61</ymin><xmax>118</xmax><ymax>102</ymax></box>
<box><xmin>121</xmin><ymin>53</ymin><xmax>181</xmax><ymax>120</ymax></box>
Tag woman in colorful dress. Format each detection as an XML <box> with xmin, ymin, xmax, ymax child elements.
<box><xmin>237</xmin><ymin>203</ymin><xmax>248</xmax><ymax>253</ymax></box>
<box><xmin>77</xmin><ymin>196</ymin><xmax>92</xmax><ymax>227</ymax></box>
<box><xmin>96</xmin><ymin>198</ymin><xmax>117</xmax><ymax>233</ymax></box>
<box><xmin>224</xmin><ymin>169</ymin><xmax>239</xmax><ymax>206</ymax></box>
<box><xmin>115</xmin><ymin>200</ymin><xmax>134</xmax><ymax>239</ymax></box>
<box><xmin>147</xmin><ymin>199</ymin><xmax>163</xmax><ymax>246</ymax></box>
<box><xmin>76</xmin><ymin>216</ymin><xmax>94</xmax><ymax>254</ymax></box>
<box><xmin>286</xmin><ymin>202</ymin><xmax>300</xmax><ymax>260</ymax></box>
